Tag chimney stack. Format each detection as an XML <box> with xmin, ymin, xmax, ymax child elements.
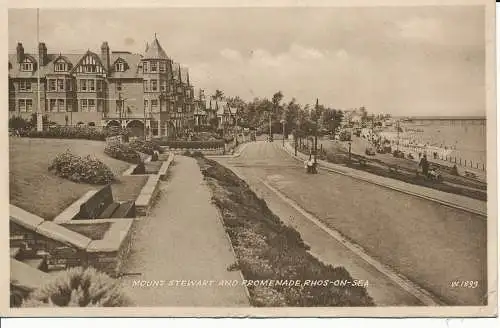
<box><xmin>38</xmin><ymin>42</ymin><xmax>47</xmax><ymax>66</ymax></box>
<box><xmin>101</xmin><ymin>41</ymin><xmax>110</xmax><ymax>71</ymax></box>
<box><xmin>16</xmin><ymin>42</ymin><xmax>24</xmax><ymax>63</ymax></box>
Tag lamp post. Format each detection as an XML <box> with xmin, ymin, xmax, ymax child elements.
<box><xmin>280</xmin><ymin>119</ymin><xmax>286</xmax><ymax>146</ymax></box>
<box><xmin>348</xmin><ymin>140</ymin><xmax>352</xmax><ymax>162</ymax></box>
<box><xmin>314</xmin><ymin>98</ymin><xmax>319</xmax><ymax>163</ymax></box>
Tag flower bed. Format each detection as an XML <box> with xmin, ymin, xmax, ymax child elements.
<box><xmin>48</xmin><ymin>150</ymin><xmax>115</xmax><ymax>185</ymax></box>
<box><xmin>104</xmin><ymin>143</ymin><xmax>142</xmax><ymax>164</ymax></box>
<box><xmin>197</xmin><ymin>157</ymin><xmax>374</xmax><ymax>307</ymax></box>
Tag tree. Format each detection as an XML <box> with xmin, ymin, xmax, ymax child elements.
<box><xmin>21</xmin><ymin>267</ymin><xmax>131</xmax><ymax>307</ymax></box>
<box><xmin>211</xmin><ymin>89</ymin><xmax>224</xmax><ymax>103</ymax></box>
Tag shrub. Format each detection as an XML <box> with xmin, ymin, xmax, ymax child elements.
<box><xmin>48</xmin><ymin>150</ymin><xmax>114</xmax><ymax>184</ymax></box>
<box><xmin>129</xmin><ymin>139</ymin><xmax>163</xmax><ymax>155</ymax></box>
<box><xmin>21</xmin><ymin>267</ymin><xmax>130</xmax><ymax>307</ymax></box>
<box><xmin>104</xmin><ymin>143</ymin><xmax>141</xmax><ymax>164</ymax></box>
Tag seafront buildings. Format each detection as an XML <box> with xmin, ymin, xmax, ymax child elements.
<box><xmin>8</xmin><ymin>36</ymin><xmax>219</xmax><ymax>137</ymax></box>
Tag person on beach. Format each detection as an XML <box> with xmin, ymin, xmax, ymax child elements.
<box><xmin>419</xmin><ymin>154</ymin><xmax>429</xmax><ymax>177</ymax></box>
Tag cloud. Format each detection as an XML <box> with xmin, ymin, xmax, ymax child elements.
<box><xmin>398</xmin><ymin>17</ymin><xmax>443</xmax><ymax>41</ymax></box>
<box><xmin>220</xmin><ymin>48</ymin><xmax>243</xmax><ymax>62</ymax></box>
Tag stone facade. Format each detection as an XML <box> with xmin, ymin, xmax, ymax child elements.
<box><xmin>8</xmin><ymin>36</ymin><xmax>211</xmax><ymax>137</ymax></box>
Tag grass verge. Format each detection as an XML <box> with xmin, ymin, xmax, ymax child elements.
<box><xmin>196</xmin><ymin>156</ymin><xmax>374</xmax><ymax>307</ymax></box>
<box><xmin>297</xmin><ymin>142</ymin><xmax>486</xmax><ymax>201</ymax></box>
<box><xmin>10</xmin><ymin>138</ymin><xmax>146</xmax><ymax>220</ymax></box>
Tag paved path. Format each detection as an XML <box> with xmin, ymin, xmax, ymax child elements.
<box><xmin>120</xmin><ymin>156</ymin><xmax>249</xmax><ymax>307</ymax></box>
<box><xmin>284</xmin><ymin>142</ymin><xmax>486</xmax><ymax>216</ymax></box>
<box><xmin>219</xmin><ymin>141</ymin><xmax>486</xmax><ymax>306</ymax></box>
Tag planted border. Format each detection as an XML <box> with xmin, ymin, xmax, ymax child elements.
<box><xmin>197</xmin><ymin>157</ymin><xmax>374</xmax><ymax>307</ymax></box>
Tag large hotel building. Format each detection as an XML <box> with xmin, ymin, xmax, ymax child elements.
<box><xmin>8</xmin><ymin>36</ymin><xmax>211</xmax><ymax>137</ymax></box>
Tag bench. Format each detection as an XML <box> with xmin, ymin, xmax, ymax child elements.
<box><xmin>78</xmin><ymin>185</ymin><xmax>136</xmax><ymax>220</ymax></box>
<box><xmin>388</xmin><ymin>164</ymin><xmax>399</xmax><ymax>173</ymax></box>
<box><xmin>464</xmin><ymin>170</ymin><xmax>477</xmax><ymax>179</ymax></box>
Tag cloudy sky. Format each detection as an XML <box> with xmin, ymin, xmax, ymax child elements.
<box><xmin>8</xmin><ymin>6</ymin><xmax>486</xmax><ymax>116</ymax></box>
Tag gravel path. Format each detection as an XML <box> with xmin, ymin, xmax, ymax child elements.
<box><xmin>120</xmin><ymin>156</ymin><xmax>249</xmax><ymax>307</ymax></box>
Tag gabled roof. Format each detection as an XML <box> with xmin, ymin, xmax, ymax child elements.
<box><xmin>8</xmin><ymin>52</ymin><xmax>143</xmax><ymax>79</ymax></box>
<box><xmin>142</xmin><ymin>36</ymin><xmax>169</xmax><ymax>60</ymax></box>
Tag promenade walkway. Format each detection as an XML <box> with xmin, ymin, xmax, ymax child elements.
<box><xmin>120</xmin><ymin>156</ymin><xmax>249</xmax><ymax>307</ymax></box>
<box><xmin>283</xmin><ymin>142</ymin><xmax>487</xmax><ymax>216</ymax></box>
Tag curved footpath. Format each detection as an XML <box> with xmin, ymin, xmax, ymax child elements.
<box><xmin>120</xmin><ymin>156</ymin><xmax>249</xmax><ymax>307</ymax></box>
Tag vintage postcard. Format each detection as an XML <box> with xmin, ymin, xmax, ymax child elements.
<box><xmin>1</xmin><ymin>0</ymin><xmax>497</xmax><ymax>318</ymax></box>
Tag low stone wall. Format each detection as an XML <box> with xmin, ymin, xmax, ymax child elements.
<box><xmin>161</xmin><ymin>147</ymin><xmax>224</xmax><ymax>156</ymax></box>
<box><xmin>10</xmin><ymin>205</ymin><xmax>136</xmax><ymax>278</ymax></box>
<box><xmin>135</xmin><ymin>174</ymin><xmax>161</xmax><ymax>216</ymax></box>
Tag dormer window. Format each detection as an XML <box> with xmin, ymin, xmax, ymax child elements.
<box><xmin>55</xmin><ymin>62</ymin><xmax>67</xmax><ymax>72</ymax></box>
<box><xmin>85</xmin><ymin>65</ymin><xmax>97</xmax><ymax>73</ymax></box>
<box><xmin>116</xmin><ymin>62</ymin><xmax>125</xmax><ymax>72</ymax></box>
<box><xmin>21</xmin><ymin>62</ymin><xmax>33</xmax><ymax>72</ymax></box>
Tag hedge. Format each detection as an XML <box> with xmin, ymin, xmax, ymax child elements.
<box><xmin>156</xmin><ymin>140</ymin><xmax>225</xmax><ymax>149</ymax></box>
<box><xmin>20</xmin><ymin>126</ymin><xmax>129</xmax><ymax>141</ymax></box>
<box><xmin>104</xmin><ymin>143</ymin><xmax>142</xmax><ymax>164</ymax></box>
<box><xmin>128</xmin><ymin>139</ymin><xmax>163</xmax><ymax>155</ymax></box>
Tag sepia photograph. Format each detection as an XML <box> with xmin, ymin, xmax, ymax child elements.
<box><xmin>2</xmin><ymin>0</ymin><xmax>497</xmax><ymax>318</ymax></box>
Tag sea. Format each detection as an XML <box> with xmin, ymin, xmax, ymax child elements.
<box><xmin>378</xmin><ymin>117</ymin><xmax>487</xmax><ymax>170</ymax></box>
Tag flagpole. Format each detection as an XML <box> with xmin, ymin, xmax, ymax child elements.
<box><xmin>36</xmin><ymin>8</ymin><xmax>42</xmax><ymax>131</ymax></box>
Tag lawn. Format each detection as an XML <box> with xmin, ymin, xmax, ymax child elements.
<box><xmin>10</xmin><ymin>138</ymin><xmax>147</xmax><ymax>220</ymax></box>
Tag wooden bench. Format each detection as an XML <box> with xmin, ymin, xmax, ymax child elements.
<box><xmin>464</xmin><ymin>170</ymin><xmax>477</xmax><ymax>179</ymax></box>
<box><xmin>388</xmin><ymin>164</ymin><xmax>399</xmax><ymax>173</ymax></box>
<box><xmin>78</xmin><ymin>185</ymin><xmax>135</xmax><ymax>220</ymax></box>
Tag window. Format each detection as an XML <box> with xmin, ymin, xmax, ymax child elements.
<box><xmin>26</xmin><ymin>99</ymin><xmax>33</xmax><ymax>112</ymax></box>
<box><xmin>116</xmin><ymin>100</ymin><xmax>123</xmax><ymax>113</ymax></box>
<box><xmin>49</xmin><ymin>79</ymin><xmax>56</xmax><ymax>92</ymax></box>
<box><xmin>89</xmin><ymin>80</ymin><xmax>95</xmax><ymax>92</ymax></box>
<box><xmin>66</xmin><ymin>80</ymin><xmax>73</xmax><ymax>91</ymax></box>
<box><xmin>151</xmin><ymin>100</ymin><xmax>158</xmax><ymax>112</ymax></box>
<box><xmin>160</xmin><ymin>62</ymin><xmax>166</xmax><ymax>72</ymax></box>
<box><xmin>50</xmin><ymin>99</ymin><xmax>57</xmax><ymax>112</ymax></box>
<box><xmin>151</xmin><ymin>80</ymin><xmax>158</xmax><ymax>91</ymax></box>
<box><xmin>80</xmin><ymin>80</ymin><xmax>87</xmax><ymax>92</ymax></box>
<box><xmin>55</xmin><ymin>62</ymin><xmax>66</xmax><ymax>72</ymax></box>
<box><xmin>21</xmin><ymin>62</ymin><xmax>33</xmax><ymax>71</ymax></box>
<box><xmin>151</xmin><ymin>61</ymin><xmax>157</xmax><ymax>72</ymax></box>
<box><xmin>143</xmin><ymin>62</ymin><xmax>149</xmax><ymax>73</ymax></box>
<box><xmin>116</xmin><ymin>82</ymin><xmax>122</xmax><ymax>91</ymax></box>
<box><xmin>96</xmin><ymin>80</ymin><xmax>102</xmax><ymax>92</ymax></box>
<box><xmin>80</xmin><ymin>99</ymin><xmax>88</xmax><ymax>111</ymax></box>
<box><xmin>115</xmin><ymin>62</ymin><xmax>124</xmax><ymax>72</ymax></box>
<box><xmin>85</xmin><ymin>65</ymin><xmax>96</xmax><ymax>73</ymax></box>
<box><xmin>19</xmin><ymin>99</ymin><xmax>33</xmax><ymax>112</ymax></box>
<box><xmin>88</xmin><ymin>99</ymin><xmax>96</xmax><ymax>111</ymax></box>
<box><xmin>144</xmin><ymin>99</ymin><xmax>149</xmax><ymax>110</ymax></box>
<box><xmin>161</xmin><ymin>80</ymin><xmax>167</xmax><ymax>92</ymax></box>
<box><xmin>58</xmin><ymin>99</ymin><xmax>65</xmax><ymax>112</ymax></box>
<box><xmin>19</xmin><ymin>81</ymin><xmax>32</xmax><ymax>91</ymax></box>
<box><xmin>97</xmin><ymin>99</ymin><xmax>104</xmax><ymax>112</ymax></box>
<box><xmin>57</xmin><ymin>79</ymin><xmax>65</xmax><ymax>91</ymax></box>
<box><xmin>67</xmin><ymin>99</ymin><xmax>73</xmax><ymax>112</ymax></box>
<box><xmin>143</xmin><ymin>80</ymin><xmax>149</xmax><ymax>92</ymax></box>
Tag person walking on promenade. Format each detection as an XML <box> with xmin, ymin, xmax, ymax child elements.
<box><xmin>419</xmin><ymin>154</ymin><xmax>429</xmax><ymax>177</ymax></box>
